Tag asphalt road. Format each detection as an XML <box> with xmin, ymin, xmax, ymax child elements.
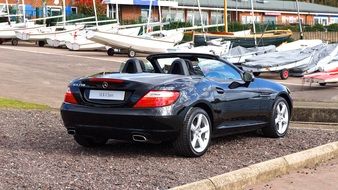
<box><xmin>0</xmin><ymin>43</ymin><xmax>338</xmax><ymax>108</ymax></box>
<box><xmin>0</xmin><ymin>45</ymin><xmax>128</xmax><ymax>107</ymax></box>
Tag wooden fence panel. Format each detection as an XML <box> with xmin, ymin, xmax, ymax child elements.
<box><xmin>292</xmin><ymin>32</ymin><xmax>338</xmax><ymax>43</ymax></box>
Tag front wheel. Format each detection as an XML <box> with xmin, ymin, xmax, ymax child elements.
<box><xmin>107</xmin><ymin>48</ymin><xmax>114</xmax><ymax>56</ymax></box>
<box><xmin>280</xmin><ymin>69</ymin><xmax>289</xmax><ymax>80</ymax></box>
<box><xmin>173</xmin><ymin>108</ymin><xmax>211</xmax><ymax>157</ymax></box>
<box><xmin>74</xmin><ymin>135</ymin><xmax>108</xmax><ymax>147</ymax></box>
<box><xmin>262</xmin><ymin>97</ymin><xmax>290</xmax><ymax>138</ymax></box>
<box><xmin>128</xmin><ymin>50</ymin><xmax>136</xmax><ymax>57</ymax></box>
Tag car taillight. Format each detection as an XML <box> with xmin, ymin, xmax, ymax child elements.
<box><xmin>134</xmin><ymin>90</ymin><xmax>180</xmax><ymax>108</ymax></box>
<box><xmin>64</xmin><ymin>88</ymin><xmax>78</xmax><ymax>104</ymax></box>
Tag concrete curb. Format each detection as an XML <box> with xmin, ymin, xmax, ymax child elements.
<box><xmin>292</xmin><ymin>106</ymin><xmax>338</xmax><ymax>123</ymax></box>
<box><xmin>171</xmin><ymin>141</ymin><xmax>338</xmax><ymax>190</ymax></box>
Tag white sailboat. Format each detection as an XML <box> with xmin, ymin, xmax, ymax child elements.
<box><xmin>87</xmin><ymin>0</ymin><xmax>184</xmax><ymax>57</ymax></box>
<box><xmin>0</xmin><ymin>0</ymin><xmax>44</xmax><ymax>45</ymax></box>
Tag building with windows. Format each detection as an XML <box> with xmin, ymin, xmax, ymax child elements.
<box><xmin>0</xmin><ymin>0</ymin><xmax>76</xmax><ymax>19</ymax></box>
<box><xmin>1</xmin><ymin>0</ymin><xmax>338</xmax><ymax>26</ymax></box>
<box><xmin>103</xmin><ymin>0</ymin><xmax>338</xmax><ymax>26</ymax></box>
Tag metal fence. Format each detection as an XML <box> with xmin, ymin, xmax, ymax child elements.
<box><xmin>292</xmin><ymin>32</ymin><xmax>338</xmax><ymax>43</ymax></box>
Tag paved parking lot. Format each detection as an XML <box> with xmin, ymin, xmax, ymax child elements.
<box><xmin>0</xmin><ymin>43</ymin><xmax>337</xmax><ymax>108</ymax></box>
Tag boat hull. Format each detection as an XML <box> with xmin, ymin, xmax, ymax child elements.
<box><xmin>194</xmin><ymin>30</ymin><xmax>292</xmax><ymax>48</ymax></box>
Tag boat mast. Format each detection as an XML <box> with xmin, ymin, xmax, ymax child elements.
<box><xmin>93</xmin><ymin>0</ymin><xmax>99</xmax><ymax>28</ymax></box>
<box><xmin>62</xmin><ymin>0</ymin><xmax>66</xmax><ymax>27</ymax></box>
<box><xmin>146</xmin><ymin>0</ymin><xmax>153</xmax><ymax>33</ymax></box>
<box><xmin>249</xmin><ymin>0</ymin><xmax>257</xmax><ymax>47</ymax></box>
<box><xmin>296</xmin><ymin>0</ymin><xmax>304</xmax><ymax>39</ymax></box>
<box><xmin>224</xmin><ymin>0</ymin><xmax>228</xmax><ymax>32</ymax></box>
<box><xmin>22</xmin><ymin>0</ymin><xmax>26</xmax><ymax>22</ymax></box>
<box><xmin>116</xmin><ymin>2</ymin><xmax>119</xmax><ymax>24</ymax></box>
<box><xmin>196</xmin><ymin>0</ymin><xmax>206</xmax><ymax>42</ymax></box>
<box><xmin>5</xmin><ymin>0</ymin><xmax>10</xmax><ymax>25</ymax></box>
<box><xmin>158</xmin><ymin>4</ymin><xmax>162</xmax><ymax>31</ymax></box>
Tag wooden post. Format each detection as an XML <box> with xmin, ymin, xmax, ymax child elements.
<box><xmin>224</xmin><ymin>0</ymin><xmax>228</xmax><ymax>32</ymax></box>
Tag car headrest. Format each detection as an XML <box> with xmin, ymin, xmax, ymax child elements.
<box><xmin>168</xmin><ymin>59</ymin><xmax>190</xmax><ymax>76</ymax></box>
<box><xmin>121</xmin><ymin>58</ymin><xmax>145</xmax><ymax>73</ymax></box>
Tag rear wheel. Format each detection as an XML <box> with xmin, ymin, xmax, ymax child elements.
<box><xmin>107</xmin><ymin>48</ymin><xmax>114</xmax><ymax>56</ymax></box>
<box><xmin>173</xmin><ymin>108</ymin><xmax>211</xmax><ymax>157</ymax></box>
<box><xmin>38</xmin><ymin>40</ymin><xmax>45</xmax><ymax>47</ymax></box>
<box><xmin>74</xmin><ymin>135</ymin><xmax>108</xmax><ymax>147</ymax></box>
<box><xmin>280</xmin><ymin>69</ymin><xmax>289</xmax><ymax>80</ymax></box>
<box><xmin>11</xmin><ymin>39</ymin><xmax>18</xmax><ymax>46</ymax></box>
<box><xmin>262</xmin><ymin>97</ymin><xmax>290</xmax><ymax>138</ymax></box>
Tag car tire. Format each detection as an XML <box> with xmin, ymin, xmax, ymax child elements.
<box><xmin>262</xmin><ymin>97</ymin><xmax>290</xmax><ymax>138</ymax></box>
<box><xmin>107</xmin><ymin>48</ymin><xmax>114</xmax><ymax>56</ymax></box>
<box><xmin>280</xmin><ymin>69</ymin><xmax>289</xmax><ymax>80</ymax></box>
<box><xmin>38</xmin><ymin>40</ymin><xmax>45</xmax><ymax>47</ymax></box>
<box><xmin>173</xmin><ymin>107</ymin><xmax>211</xmax><ymax>157</ymax></box>
<box><xmin>74</xmin><ymin>135</ymin><xmax>108</xmax><ymax>147</ymax></box>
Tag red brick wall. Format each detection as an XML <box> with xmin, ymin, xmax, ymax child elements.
<box><xmin>6</xmin><ymin>0</ymin><xmax>73</xmax><ymax>7</ymax></box>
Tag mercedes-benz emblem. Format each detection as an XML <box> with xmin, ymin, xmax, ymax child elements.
<box><xmin>102</xmin><ymin>82</ymin><xmax>108</xmax><ymax>89</ymax></box>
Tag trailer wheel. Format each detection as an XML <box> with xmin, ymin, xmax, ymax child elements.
<box><xmin>253</xmin><ymin>72</ymin><xmax>260</xmax><ymax>77</ymax></box>
<box><xmin>319</xmin><ymin>83</ymin><xmax>326</xmax><ymax>86</ymax></box>
<box><xmin>107</xmin><ymin>48</ymin><xmax>114</xmax><ymax>56</ymax></box>
<box><xmin>280</xmin><ymin>69</ymin><xmax>289</xmax><ymax>80</ymax></box>
<box><xmin>128</xmin><ymin>50</ymin><xmax>136</xmax><ymax>58</ymax></box>
<box><xmin>11</xmin><ymin>39</ymin><xmax>18</xmax><ymax>46</ymax></box>
<box><xmin>38</xmin><ymin>41</ymin><xmax>45</xmax><ymax>47</ymax></box>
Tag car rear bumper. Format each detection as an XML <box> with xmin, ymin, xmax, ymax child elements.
<box><xmin>60</xmin><ymin>103</ymin><xmax>183</xmax><ymax>142</ymax></box>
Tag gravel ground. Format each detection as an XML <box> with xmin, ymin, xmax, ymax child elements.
<box><xmin>0</xmin><ymin>109</ymin><xmax>337</xmax><ymax>190</ymax></box>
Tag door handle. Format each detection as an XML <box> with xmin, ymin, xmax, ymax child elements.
<box><xmin>215</xmin><ymin>87</ymin><xmax>225</xmax><ymax>94</ymax></box>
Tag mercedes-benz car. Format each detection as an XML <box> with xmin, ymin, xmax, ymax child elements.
<box><xmin>61</xmin><ymin>53</ymin><xmax>292</xmax><ymax>157</ymax></box>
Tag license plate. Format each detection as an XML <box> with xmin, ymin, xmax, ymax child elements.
<box><xmin>89</xmin><ymin>90</ymin><xmax>125</xmax><ymax>101</ymax></box>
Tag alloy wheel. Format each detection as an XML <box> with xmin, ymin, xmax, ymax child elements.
<box><xmin>190</xmin><ymin>113</ymin><xmax>210</xmax><ymax>153</ymax></box>
<box><xmin>275</xmin><ymin>101</ymin><xmax>289</xmax><ymax>134</ymax></box>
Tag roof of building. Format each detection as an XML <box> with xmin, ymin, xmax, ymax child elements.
<box><xmin>177</xmin><ymin>0</ymin><xmax>338</xmax><ymax>14</ymax></box>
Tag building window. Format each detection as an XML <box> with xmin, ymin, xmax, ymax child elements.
<box><xmin>162</xmin><ymin>8</ymin><xmax>184</xmax><ymax>22</ymax></box>
<box><xmin>314</xmin><ymin>17</ymin><xmax>329</xmax><ymax>25</ymax></box>
<box><xmin>241</xmin><ymin>15</ymin><xmax>261</xmax><ymax>24</ymax></box>
<box><xmin>264</xmin><ymin>16</ymin><xmax>276</xmax><ymax>24</ymax></box>
<box><xmin>210</xmin><ymin>11</ymin><xmax>223</xmax><ymax>25</ymax></box>
<box><xmin>187</xmin><ymin>10</ymin><xmax>208</xmax><ymax>26</ymax></box>
<box><xmin>71</xmin><ymin>7</ymin><xmax>77</xmax><ymax>15</ymax></box>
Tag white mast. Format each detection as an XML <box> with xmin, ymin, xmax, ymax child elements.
<box><xmin>249</xmin><ymin>0</ymin><xmax>257</xmax><ymax>47</ymax></box>
<box><xmin>296</xmin><ymin>0</ymin><xmax>304</xmax><ymax>39</ymax></box>
<box><xmin>62</xmin><ymin>0</ymin><xmax>66</xmax><ymax>27</ymax></box>
<box><xmin>196</xmin><ymin>0</ymin><xmax>206</xmax><ymax>42</ymax></box>
<box><xmin>93</xmin><ymin>0</ymin><xmax>99</xmax><ymax>28</ymax></box>
<box><xmin>116</xmin><ymin>2</ymin><xmax>119</xmax><ymax>24</ymax></box>
<box><xmin>5</xmin><ymin>0</ymin><xmax>10</xmax><ymax>25</ymax></box>
<box><xmin>158</xmin><ymin>4</ymin><xmax>162</xmax><ymax>31</ymax></box>
<box><xmin>22</xmin><ymin>0</ymin><xmax>26</xmax><ymax>22</ymax></box>
<box><xmin>146</xmin><ymin>0</ymin><xmax>153</xmax><ymax>33</ymax></box>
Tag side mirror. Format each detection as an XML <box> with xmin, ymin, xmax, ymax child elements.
<box><xmin>242</xmin><ymin>72</ymin><xmax>254</xmax><ymax>83</ymax></box>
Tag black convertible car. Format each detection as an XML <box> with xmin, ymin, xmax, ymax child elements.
<box><xmin>61</xmin><ymin>53</ymin><xmax>292</xmax><ymax>157</ymax></box>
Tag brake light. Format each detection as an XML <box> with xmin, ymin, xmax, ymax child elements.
<box><xmin>88</xmin><ymin>78</ymin><xmax>124</xmax><ymax>83</ymax></box>
<box><xmin>134</xmin><ymin>90</ymin><xmax>180</xmax><ymax>108</ymax></box>
<box><xmin>64</xmin><ymin>88</ymin><xmax>78</xmax><ymax>104</ymax></box>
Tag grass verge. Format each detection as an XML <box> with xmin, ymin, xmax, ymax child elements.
<box><xmin>0</xmin><ymin>97</ymin><xmax>50</xmax><ymax>110</ymax></box>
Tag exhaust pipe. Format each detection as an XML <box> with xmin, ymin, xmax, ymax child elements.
<box><xmin>67</xmin><ymin>129</ymin><xmax>76</xmax><ymax>135</ymax></box>
<box><xmin>132</xmin><ymin>134</ymin><xmax>148</xmax><ymax>142</ymax></box>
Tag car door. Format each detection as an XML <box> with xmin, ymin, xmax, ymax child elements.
<box><xmin>200</xmin><ymin>59</ymin><xmax>265</xmax><ymax>132</ymax></box>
